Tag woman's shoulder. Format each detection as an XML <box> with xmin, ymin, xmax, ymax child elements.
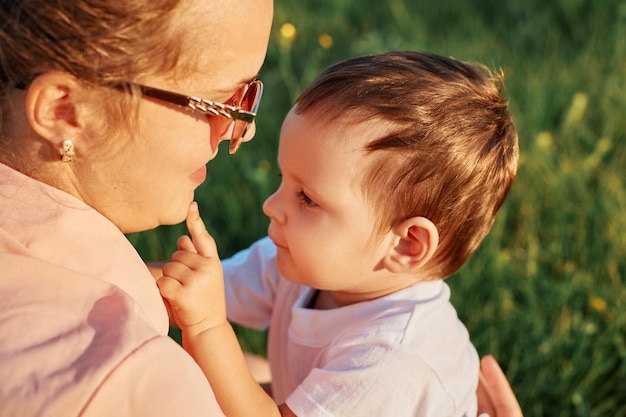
<box><xmin>0</xmin><ymin>254</ymin><xmax>192</xmax><ymax>416</ymax></box>
<box><xmin>80</xmin><ymin>335</ymin><xmax>224</xmax><ymax>417</ymax></box>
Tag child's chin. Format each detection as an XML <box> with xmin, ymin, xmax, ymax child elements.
<box><xmin>274</xmin><ymin>256</ymin><xmax>292</xmax><ymax>280</ymax></box>
<box><xmin>275</xmin><ymin>260</ymin><xmax>306</xmax><ymax>286</ymax></box>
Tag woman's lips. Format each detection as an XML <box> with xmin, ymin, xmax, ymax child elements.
<box><xmin>190</xmin><ymin>165</ymin><xmax>207</xmax><ymax>184</ymax></box>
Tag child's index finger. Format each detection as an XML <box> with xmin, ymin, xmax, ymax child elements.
<box><xmin>185</xmin><ymin>201</ymin><xmax>218</xmax><ymax>258</ymax></box>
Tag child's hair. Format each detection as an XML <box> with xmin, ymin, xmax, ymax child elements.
<box><xmin>294</xmin><ymin>51</ymin><xmax>519</xmax><ymax>279</ymax></box>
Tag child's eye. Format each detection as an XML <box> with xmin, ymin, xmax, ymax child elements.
<box><xmin>297</xmin><ymin>191</ymin><xmax>317</xmax><ymax>207</ymax></box>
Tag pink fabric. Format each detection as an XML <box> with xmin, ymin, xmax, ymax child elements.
<box><xmin>0</xmin><ymin>164</ymin><xmax>224</xmax><ymax>417</ymax></box>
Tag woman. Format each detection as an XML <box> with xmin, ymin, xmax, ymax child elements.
<box><xmin>0</xmin><ymin>0</ymin><xmax>272</xmax><ymax>415</ymax></box>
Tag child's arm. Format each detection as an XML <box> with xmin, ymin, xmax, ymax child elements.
<box><xmin>156</xmin><ymin>202</ymin><xmax>295</xmax><ymax>417</ymax></box>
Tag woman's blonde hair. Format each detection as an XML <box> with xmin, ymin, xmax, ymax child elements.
<box><xmin>0</xmin><ymin>0</ymin><xmax>186</xmax><ymax>86</ymax></box>
<box><xmin>0</xmin><ymin>0</ymin><xmax>195</xmax><ymax>160</ymax></box>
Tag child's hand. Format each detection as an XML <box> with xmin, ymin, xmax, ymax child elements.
<box><xmin>156</xmin><ymin>202</ymin><xmax>226</xmax><ymax>336</ymax></box>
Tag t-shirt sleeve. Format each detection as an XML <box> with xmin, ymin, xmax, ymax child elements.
<box><xmin>222</xmin><ymin>237</ymin><xmax>281</xmax><ymax>330</ymax></box>
<box><xmin>81</xmin><ymin>335</ymin><xmax>225</xmax><ymax>417</ymax></box>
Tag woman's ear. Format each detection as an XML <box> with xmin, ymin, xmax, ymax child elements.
<box><xmin>24</xmin><ymin>71</ymin><xmax>82</xmax><ymax>152</ymax></box>
<box><xmin>383</xmin><ymin>216</ymin><xmax>439</xmax><ymax>274</ymax></box>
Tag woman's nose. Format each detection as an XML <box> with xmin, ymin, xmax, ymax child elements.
<box><xmin>222</xmin><ymin>120</ymin><xmax>256</xmax><ymax>154</ymax></box>
<box><xmin>241</xmin><ymin>121</ymin><xmax>257</xmax><ymax>143</ymax></box>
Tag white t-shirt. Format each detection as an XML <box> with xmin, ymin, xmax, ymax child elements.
<box><xmin>223</xmin><ymin>237</ymin><xmax>479</xmax><ymax>417</ymax></box>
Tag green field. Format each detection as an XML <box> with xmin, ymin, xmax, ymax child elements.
<box><xmin>128</xmin><ymin>1</ymin><xmax>626</xmax><ymax>415</ymax></box>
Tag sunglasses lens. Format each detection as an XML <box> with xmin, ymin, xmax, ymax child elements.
<box><xmin>229</xmin><ymin>81</ymin><xmax>263</xmax><ymax>154</ymax></box>
<box><xmin>243</xmin><ymin>81</ymin><xmax>262</xmax><ymax>113</ymax></box>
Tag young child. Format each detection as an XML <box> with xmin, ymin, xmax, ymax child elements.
<box><xmin>157</xmin><ymin>51</ymin><xmax>519</xmax><ymax>417</ymax></box>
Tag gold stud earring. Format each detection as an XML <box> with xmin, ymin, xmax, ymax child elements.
<box><xmin>60</xmin><ymin>139</ymin><xmax>75</xmax><ymax>162</ymax></box>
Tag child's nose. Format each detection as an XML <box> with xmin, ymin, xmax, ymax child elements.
<box><xmin>262</xmin><ymin>189</ymin><xmax>286</xmax><ymax>224</ymax></box>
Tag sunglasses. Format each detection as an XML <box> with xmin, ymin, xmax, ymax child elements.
<box><xmin>131</xmin><ymin>79</ymin><xmax>264</xmax><ymax>154</ymax></box>
<box><xmin>15</xmin><ymin>74</ymin><xmax>263</xmax><ymax>155</ymax></box>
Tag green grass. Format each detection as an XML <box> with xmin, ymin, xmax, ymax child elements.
<box><xmin>128</xmin><ymin>0</ymin><xmax>626</xmax><ymax>415</ymax></box>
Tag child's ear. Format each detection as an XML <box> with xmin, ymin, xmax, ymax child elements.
<box><xmin>383</xmin><ymin>216</ymin><xmax>439</xmax><ymax>274</ymax></box>
<box><xmin>24</xmin><ymin>71</ymin><xmax>82</xmax><ymax>151</ymax></box>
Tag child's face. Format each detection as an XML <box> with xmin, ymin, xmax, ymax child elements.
<box><xmin>263</xmin><ymin>109</ymin><xmax>408</xmax><ymax>306</ymax></box>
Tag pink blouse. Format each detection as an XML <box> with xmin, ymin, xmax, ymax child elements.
<box><xmin>0</xmin><ymin>163</ymin><xmax>224</xmax><ymax>416</ymax></box>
